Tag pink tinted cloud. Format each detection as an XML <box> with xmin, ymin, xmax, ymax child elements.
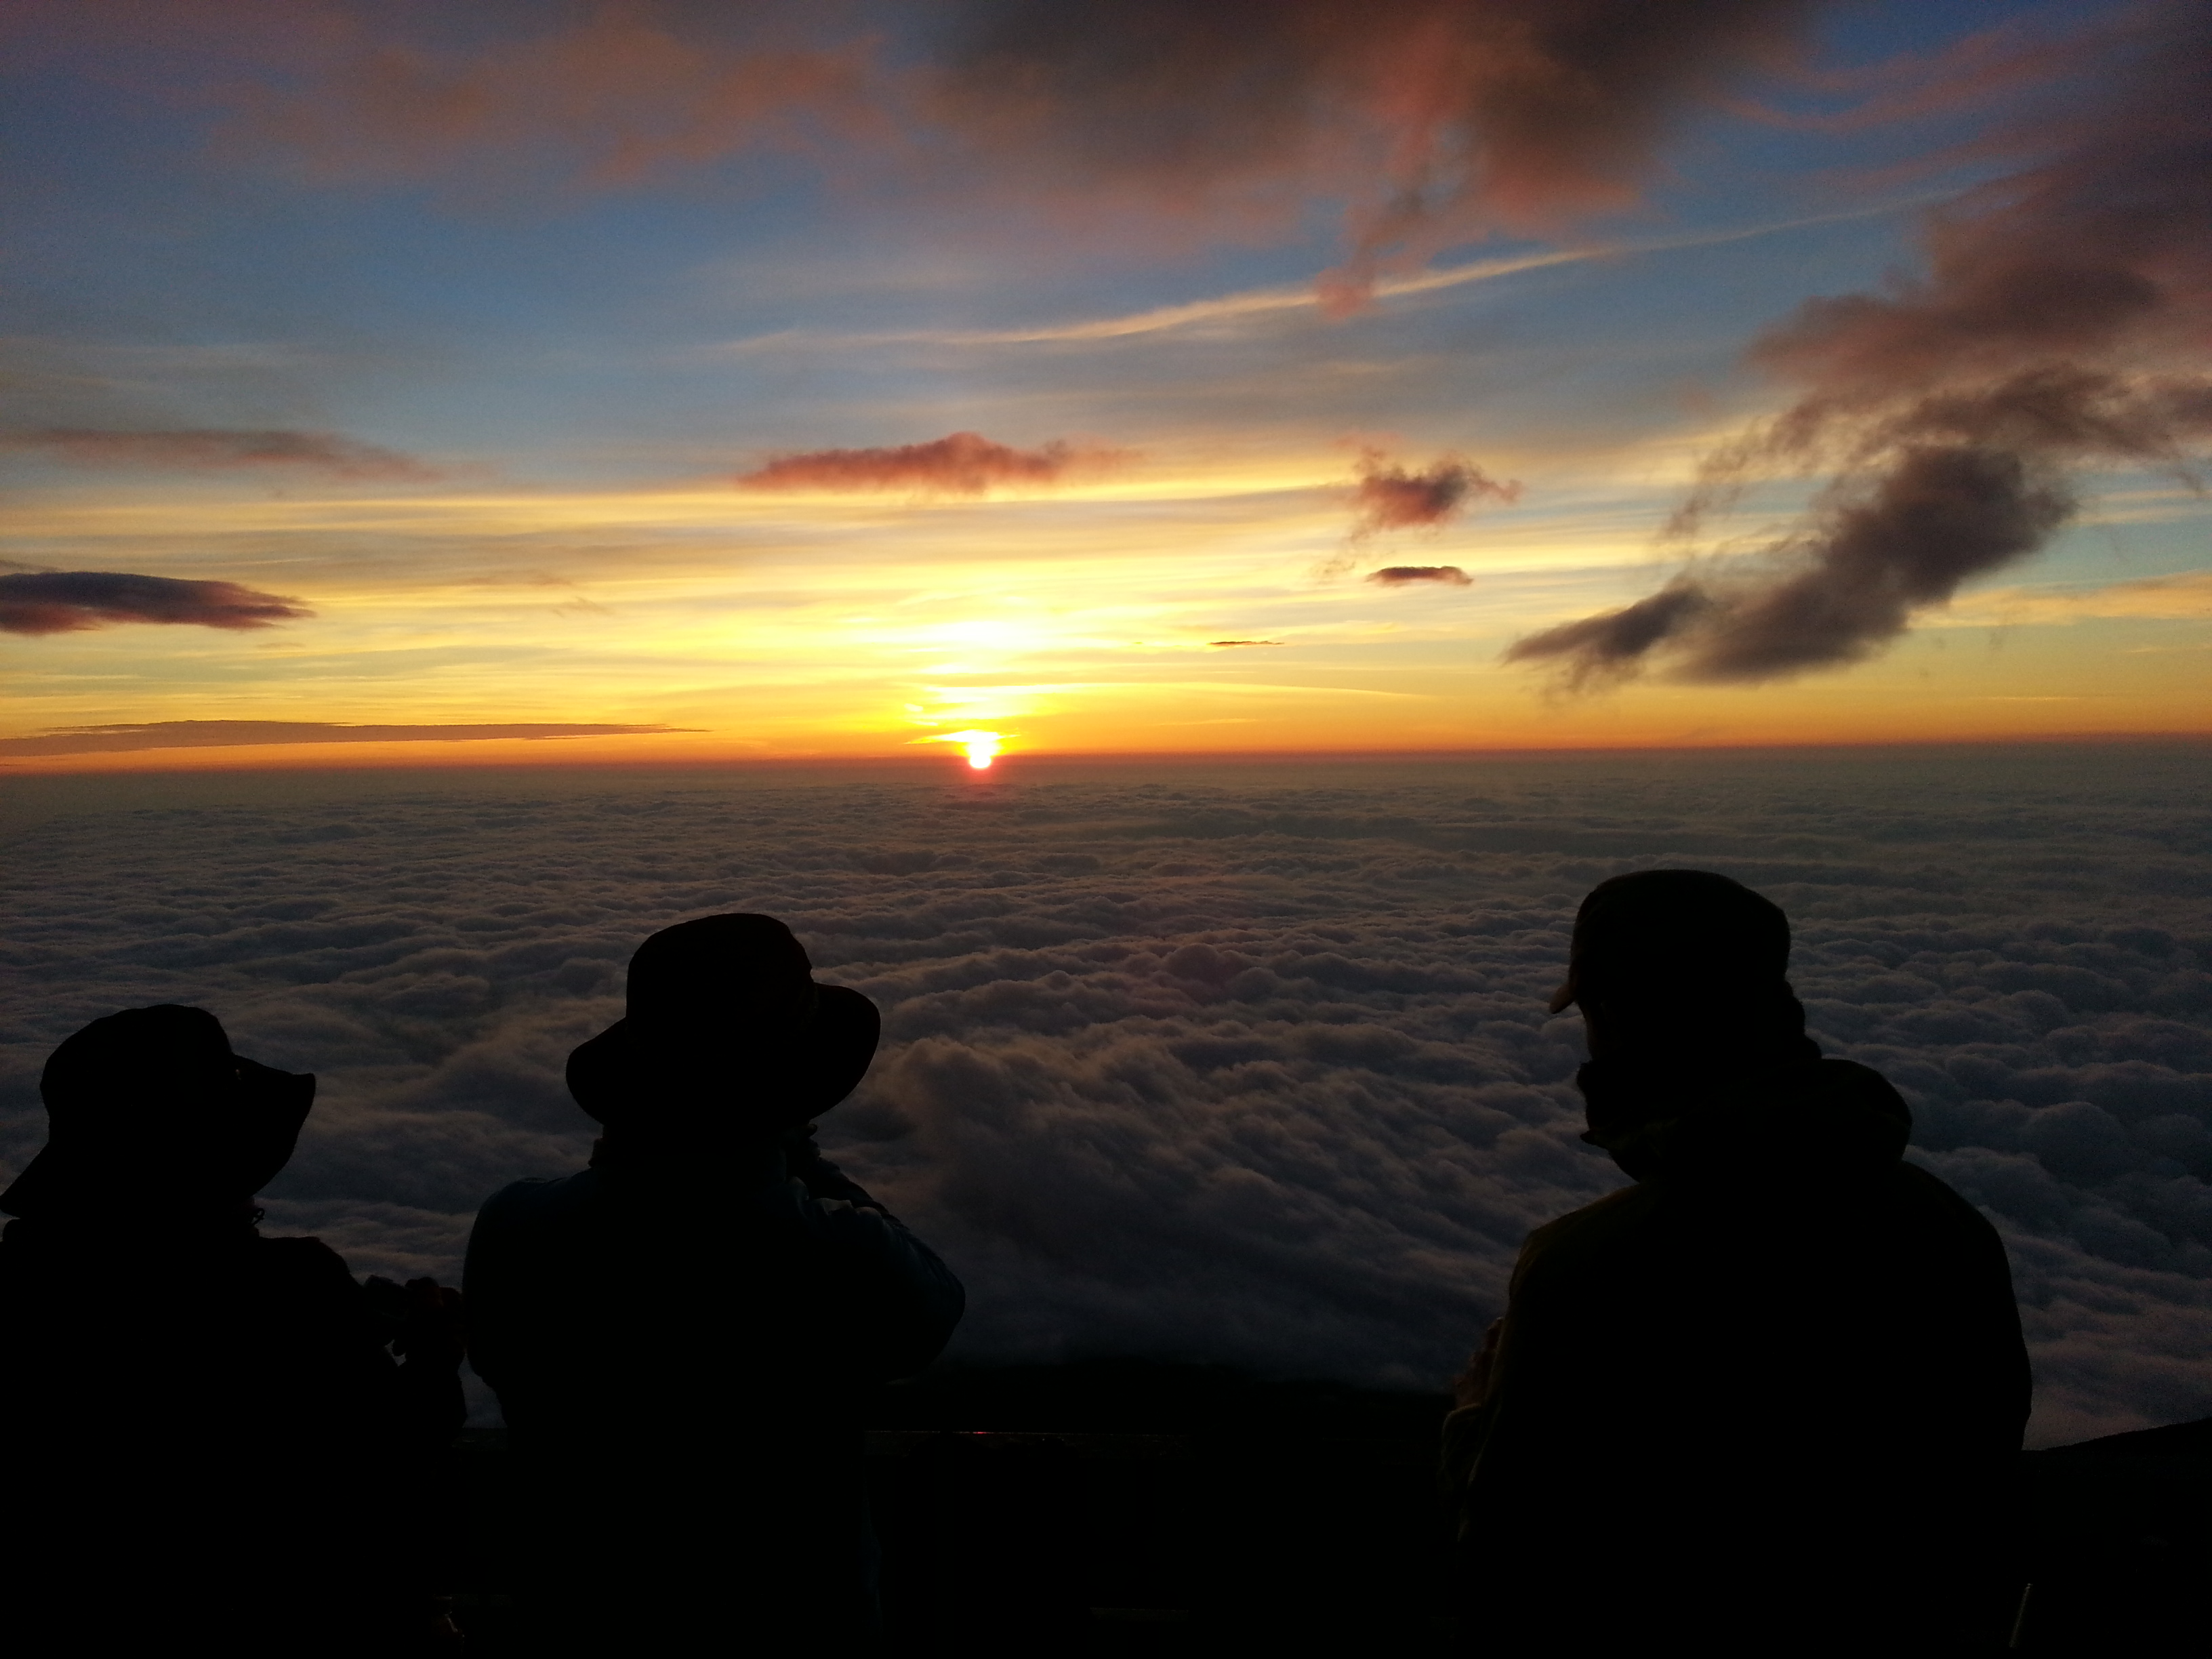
<box><xmin>0</xmin><ymin>571</ymin><xmax>312</xmax><ymax>636</ymax></box>
<box><xmin>96</xmin><ymin>3</ymin><xmax>1815</xmax><ymax>297</ymax></box>
<box><xmin>735</xmin><ymin>431</ymin><xmax>1122</xmax><ymax>495</ymax></box>
<box><xmin>937</xmin><ymin>0</ymin><xmax>1814</xmax><ymax>304</ymax></box>
<box><xmin>1349</xmin><ymin>449</ymin><xmax>1518</xmax><ymax>539</ymax></box>
<box><xmin>3</xmin><ymin>428</ymin><xmax>434</xmax><ymax>480</ymax></box>
<box><xmin>218</xmin><ymin>5</ymin><xmax>889</xmax><ymax>189</ymax></box>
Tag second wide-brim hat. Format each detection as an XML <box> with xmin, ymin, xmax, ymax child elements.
<box><xmin>566</xmin><ymin>913</ymin><xmax>880</xmax><ymax>1132</ymax></box>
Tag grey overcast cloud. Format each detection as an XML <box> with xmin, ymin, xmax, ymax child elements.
<box><xmin>3</xmin><ymin>745</ymin><xmax>2207</xmax><ymax>1447</ymax></box>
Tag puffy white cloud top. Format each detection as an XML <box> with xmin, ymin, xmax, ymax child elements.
<box><xmin>3</xmin><ymin>746</ymin><xmax>2207</xmax><ymax>1448</ymax></box>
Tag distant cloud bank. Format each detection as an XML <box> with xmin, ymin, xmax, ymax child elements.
<box><xmin>0</xmin><ymin>720</ymin><xmax>689</xmax><ymax>757</ymax></box>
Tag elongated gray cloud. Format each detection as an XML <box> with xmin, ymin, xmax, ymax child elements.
<box><xmin>0</xmin><ymin>721</ymin><xmax>689</xmax><ymax>758</ymax></box>
<box><xmin>1368</xmin><ymin>565</ymin><xmax>1473</xmax><ymax>587</ymax></box>
<box><xmin>1</xmin><ymin>427</ymin><xmax>434</xmax><ymax>479</ymax></box>
<box><xmin>1513</xmin><ymin>6</ymin><xmax>2212</xmax><ymax>687</ymax></box>
<box><xmin>0</xmin><ymin>572</ymin><xmax>311</xmax><ymax>636</ymax></box>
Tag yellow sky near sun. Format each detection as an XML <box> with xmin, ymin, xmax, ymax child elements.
<box><xmin>5</xmin><ymin>451</ymin><xmax>2209</xmax><ymax>772</ymax></box>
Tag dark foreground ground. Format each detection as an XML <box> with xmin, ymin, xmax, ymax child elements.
<box><xmin>444</xmin><ymin>1362</ymin><xmax>2211</xmax><ymax>1655</ymax></box>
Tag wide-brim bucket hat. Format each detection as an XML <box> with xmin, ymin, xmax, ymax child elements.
<box><xmin>565</xmin><ymin>913</ymin><xmax>880</xmax><ymax>1133</ymax></box>
<box><xmin>0</xmin><ymin>1004</ymin><xmax>315</xmax><ymax>1218</ymax></box>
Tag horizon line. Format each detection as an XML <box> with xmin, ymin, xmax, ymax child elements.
<box><xmin>5</xmin><ymin>728</ymin><xmax>2207</xmax><ymax>783</ymax></box>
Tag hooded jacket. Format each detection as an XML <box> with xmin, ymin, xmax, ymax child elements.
<box><xmin>1443</xmin><ymin>1056</ymin><xmax>2030</xmax><ymax>1653</ymax></box>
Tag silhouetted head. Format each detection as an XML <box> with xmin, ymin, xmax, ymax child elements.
<box><xmin>0</xmin><ymin>1004</ymin><xmax>315</xmax><ymax>1221</ymax></box>
<box><xmin>1551</xmin><ymin>869</ymin><xmax>1802</xmax><ymax>1064</ymax></box>
<box><xmin>566</xmin><ymin>914</ymin><xmax>880</xmax><ymax>1141</ymax></box>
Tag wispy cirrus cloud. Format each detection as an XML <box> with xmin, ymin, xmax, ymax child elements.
<box><xmin>0</xmin><ymin>571</ymin><xmax>312</xmax><ymax>636</ymax></box>
<box><xmin>1942</xmin><ymin>567</ymin><xmax>2212</xmax><ymax>628</ymax></box>
<box><xmin>735</xmin><ymin>430</ymin><xmax>1126</xmax><ymax>495</ymax></box>
<box><xmin>1</xmin><ymin>428</ymin><xmax>434</xmax><ymax>479</ymax></box>
<box><xmin>714</xmin><ymin>205</ymin><xmax>1927</xmax><ymax>354</ymax></box>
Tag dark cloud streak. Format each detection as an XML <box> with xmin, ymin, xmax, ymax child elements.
<box><xmin>1</xmin><ymin>428</ymin><xmax>435</xmax><ymax>479</ymax></box>
<box><xmin>1367</xmin><ymin>565</ymin><xmax>1473</xmax><ymax>588</ymax></box>
<box><xmin>0</xmin><ymin>572</ymin><xmax>311</xmax><ymax>636</ymax></box>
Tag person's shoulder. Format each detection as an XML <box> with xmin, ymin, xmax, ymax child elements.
<box><xmin>476</xmin><ymin>1168</ymin><xmax>601</xmax><ymax>1229</ymax></box>
<box><xmin>1889</xmin><ymin>1157</ymin><xmax>2007</xmax><ymax>1237</ymax></box>
<box><xmin>1523</xmin><ymin>1183</ymin><xmax>1660</xmax><ymax>1262</ymax></box>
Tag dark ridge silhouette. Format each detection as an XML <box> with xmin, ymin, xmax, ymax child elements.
<box><xmin>0</xmin><ymin>1004</ymin><xmax>466</xmax><ymax>1648</ymax></box>
<box><xmin>438</xmin><ymin>1363</ymin><xmax>2209</xmax><ymax>1654</ymax></box>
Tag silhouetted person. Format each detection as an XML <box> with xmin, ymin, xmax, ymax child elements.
<box><xmin>0</xmin><ymin>1005</ymin><xmax>466</xmax><ymax>1652</ymax></box>
<box><xmin>465</xmin><ymin>914</ymin><xmax>964</xmax><ymax>1652</ymax></box>
<box><xmin>1443</xmin><ymin>872</ymin><xmax>2029</xmax><ymax>1654</ymax></box>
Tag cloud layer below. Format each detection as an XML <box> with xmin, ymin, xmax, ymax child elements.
<box><xmin>1</xmin><ymin>747</ymin><xmax>2205</xmax><ymax>1446</ymax></box>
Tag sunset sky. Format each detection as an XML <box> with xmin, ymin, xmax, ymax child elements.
<box><xmin>4</xmin><ymin>0</ymin><xmax>2207</xmax><ymax>771</ymax></box>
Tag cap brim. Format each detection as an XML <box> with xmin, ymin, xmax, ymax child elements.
<box><xmin>1547</xmin><ymin>979</ymin><xmax>1578</xmax><ymax>1015</ymax></box>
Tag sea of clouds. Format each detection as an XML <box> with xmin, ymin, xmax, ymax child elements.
<box><xmin>3</xmin><ymin>745</ymin><xmax>2208</xmax><ymax>1447</ymax></box>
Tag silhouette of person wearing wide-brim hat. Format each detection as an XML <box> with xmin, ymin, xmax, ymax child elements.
<box><xmin>466</xmin><ymin>914</ymin><xmax>964</xmax><ymax>1651</ymax></box>
<box><xmin>1443</xmin><ymin>871</ymin><xmax>2029</xmax><ymax>1654</ymax></box>
<box><xmin>0</xmin><ymin>1004</ymin><xmax>466</xmax><ymax>1650</ymax></box>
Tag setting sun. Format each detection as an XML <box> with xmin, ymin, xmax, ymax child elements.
<box><xmin>917</xmin><ymin>729</ymin><xmax>1004</xmax><ymax>769</ymax></box>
